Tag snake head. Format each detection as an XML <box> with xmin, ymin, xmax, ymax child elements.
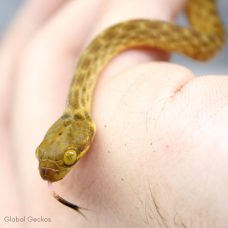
<box><xmin>35</xmin><ymin>114</ymin><xmax>96</xmax><ymax>182</ymax></box>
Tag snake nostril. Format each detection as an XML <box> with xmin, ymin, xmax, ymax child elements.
<box><xmin>39</xmin><ymin>161</ymin><xmax>62</xmax><ymax>182</ymax></box>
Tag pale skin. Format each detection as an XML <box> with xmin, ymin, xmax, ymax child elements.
<box><xmin>0</xmin><ymin>0</ymin><xmax>228</xmax><ymax>228</ymax></box>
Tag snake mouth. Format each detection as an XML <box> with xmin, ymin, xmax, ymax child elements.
<box><xmin>40</xmin><ymin>167</ymin><xmax>62</xmax><ymax>182</ymax></box>
<box><xmin>39</xmin><ymin>160</ymin><xmax>66</xmax><ymax>182</ymax></box>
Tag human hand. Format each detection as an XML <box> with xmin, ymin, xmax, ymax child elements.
<box><xmin>1</xmin><ymin>0</ymin><xmax>228</xmax><ymax>227</ymax></box>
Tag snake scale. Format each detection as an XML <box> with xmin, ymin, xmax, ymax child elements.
<box><xmin>35</xmin><ymin>0</ymin><xmax>226</xmax><ymax>215</ymax></box>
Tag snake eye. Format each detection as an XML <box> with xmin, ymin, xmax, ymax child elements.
<box><xmin>63</xmin><ymin>150</ymin><xmax>77</xmax><ymax>166</ymax></box>
<box><xmin>35</xmin><ymin>147</ymin><xmax>39</xmax><ymax>160</ymax></box>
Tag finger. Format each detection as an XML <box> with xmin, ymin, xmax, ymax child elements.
<box><xmin>13</xmin><ymin>0</ymin><xmax>110</xmax><ymax>124</ymax></box>
<box><xmin>77</xmin><ymin>62</ymin><xmax>196</xmax><ymax>227</ymax></box>
<box><xmin>10</xmin><ymin>0</ymin><xmax>110</xmax><ymax>225</ymax></box>
<box><xmin>85</xmin><ymin>63</ymin><xmax>228</xmax><ymax>227</ymax></box>
<box><xmin>0</xmin><ymin>0</ymin><xmax>66</xmax><ymax>224</ymax></box>
<box><xmin>0</xmin><ymin>0</ymin><xmax>66</xmax><ymax>123</ymax></box>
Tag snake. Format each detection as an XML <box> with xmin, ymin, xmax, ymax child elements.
<box><xmin>35</xmin><ymin>0</ymin><xmax>226</xmax><ymax>217</ymax></box>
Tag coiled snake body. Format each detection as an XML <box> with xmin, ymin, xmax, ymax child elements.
<box><xmin>35</xmin><ymin>0</ymin><xmax>226</xmax><ymax>215</ymax></box>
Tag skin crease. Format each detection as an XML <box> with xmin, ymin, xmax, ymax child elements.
<box><xmin>0</xmin><ymin>0</ymin><xmax>228</xmax><ymax>228</ymax></box>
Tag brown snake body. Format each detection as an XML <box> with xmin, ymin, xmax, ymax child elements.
<box><xmin>35</xmin><ymin>0</ymin><xmax>226</xmax><ymax>215</ymax></box>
